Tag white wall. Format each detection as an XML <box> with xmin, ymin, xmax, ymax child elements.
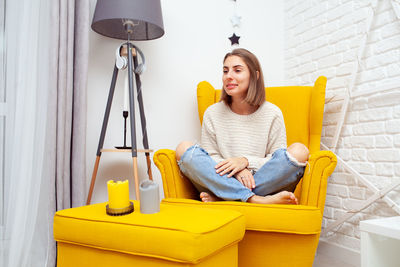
<box><xmin>285</xmin><ymin>0</ymin><xmax>400</xmax><ymax>257</ymax></box>
<box><xmin>86</xmin><ymin>0</ymin><xmax>285</xmax><ymax>203</ymax></box>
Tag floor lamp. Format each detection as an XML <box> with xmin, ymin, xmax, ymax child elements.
<box><xmin>86</xmin><ymin>0</ymin><xmax>164</xmax><ymax>204</ymax></box>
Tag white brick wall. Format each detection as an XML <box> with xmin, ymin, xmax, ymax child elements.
<box><xmin>285</xmin><ymin>0</ymin><xmax>400</xmax><ymax>252</ymax></box>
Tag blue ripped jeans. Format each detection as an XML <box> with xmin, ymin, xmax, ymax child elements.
<box><xmin>178</xmin><ymin>145</ymin><xmax>305</xmax><ymax>202</ymax></box>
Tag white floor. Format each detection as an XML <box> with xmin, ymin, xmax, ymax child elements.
<box><xmin>313</xmin><ymin>251</ymin><xmax>358</xmax><ymax>267</ymax></box>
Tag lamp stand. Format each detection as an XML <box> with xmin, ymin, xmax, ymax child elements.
<box><xmin>115</xmin><ymin>111</ymin><xmax>130</xmax><ymax>149</ymax></box>
<box><xmin>86</xmin><ymin>42</ymin><xmax>153</xmax><ymax>205</ymax></box>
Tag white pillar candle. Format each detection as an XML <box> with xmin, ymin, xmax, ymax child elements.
<box><xmin>139</xmin><ymin>180</ymin><xmax>160</xmax><ymax>214</ymax></box>
<box><xmin>123</xmin><ymin>72</ymin><xmax>129</xmax><ymax>111</ymax></box>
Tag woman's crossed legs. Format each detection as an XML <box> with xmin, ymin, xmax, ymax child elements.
<box><xmin>175</xmin><ymin>142</ymin><xmax>308</xmax><ymax>205</ymax></box>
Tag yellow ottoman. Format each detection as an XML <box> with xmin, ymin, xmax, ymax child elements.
<box><xmin>54</xmin><ymin>201</ymin><xmax>245</xmax><ymax>267</ymax></box>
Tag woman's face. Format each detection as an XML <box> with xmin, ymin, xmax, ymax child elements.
<box><xmin>222</xmin><ymin>55</ymin><xmax>250</xmax><ymax>100</ymax></box>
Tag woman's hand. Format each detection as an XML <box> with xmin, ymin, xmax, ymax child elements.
<box><xmin>215</xmin><ymin>157</ymin><xmax>248</xmax><ymax>177</ymax></box>
<box><xmin>235</xmin><ymin>169</ymin><xmax>255</xmax><ymax>190</ymax></box>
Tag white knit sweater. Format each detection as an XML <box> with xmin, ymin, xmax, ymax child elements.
<box><xmin>200</xmin><ymin>101</ymin><xmax>287</xmax><ymax>172</ymax></box>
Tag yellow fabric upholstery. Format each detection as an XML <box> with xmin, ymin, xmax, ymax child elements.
<box><xmin>54</xmin><ymin>201</ymin><xmax>245</xmax><ymax>266</ymax></box>
<box><xmin>161</xmin><ymin>198</ymin><xmax>322</xmax><ymax>234</ymax></box>
<box><xmin>153</xmin><ymin>76</ymin><xmax>337</xmax><ymax>267</ymax></box>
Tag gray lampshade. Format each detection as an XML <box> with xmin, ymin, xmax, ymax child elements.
<box><xmin>91</xmin><ymin>0</ymin><xmax>164</xmax><ymax>40</ymax></box>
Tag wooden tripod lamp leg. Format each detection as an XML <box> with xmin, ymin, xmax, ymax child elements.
<box><xmin>127</xmin><ymin>43</ymin><xmax>141</xmax><ymax>200</ymax></box>
<box><xmin>132</xmin><ymin>53</ymin><xmax>153</xmax><ymax>181</ymax></box>
<box><xmin>86</xmin><ymin>156</ymin><xmax>101</xmax><ymax>205</ymax></box>
<box><xmin>86</xmin><ymin>65</ymin><xmax>119</xmax><ymax>205</ymax></box>
<box><xmin>132</xmin><ymin>157</ymin><xmax>140</xmax><ymax>199</ymax></box>
<box><xmin>145</xmin><ymin>155</ymin><xmax>153</xmax><ymax>180</ymax></box>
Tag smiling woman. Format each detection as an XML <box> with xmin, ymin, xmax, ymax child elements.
<box><xmin>222</xmin><ymin>56</ymin><xmax>252</xmax><ymax>112</ymax></box>
<box><xmin>175</xmin><ymin>48</ymin><xmax>309</xmax><ymax>205</ymax></box>
<box><xmin>220</xmin><ymin>49</ymin><xmax>265</xmax><ymax>110</ymax></box>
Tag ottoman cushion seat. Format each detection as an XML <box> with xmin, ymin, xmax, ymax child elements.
<box><xmin>54</xmin><ymin>201</ymin><xmax>245</xmax><ymax>265</ymax></box>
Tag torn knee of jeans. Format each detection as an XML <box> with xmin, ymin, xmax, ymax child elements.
<box><xmin>286</xmin><ymin>150</ymin><xmax>307</xmax><ymax>167</ymax></box>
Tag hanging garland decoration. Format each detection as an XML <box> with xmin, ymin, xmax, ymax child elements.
<box><xmin>228</xmin><ymin>0</ymin><xmax>241</xmax><ymax>46</ymax></box>
<box><xmin>228</xmin><ymin>33</ymin><xmax>240</xmax><ymax>45</ymax></box>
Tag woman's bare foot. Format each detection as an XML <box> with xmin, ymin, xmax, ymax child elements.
<box><xmin>200</xmin><ymin>192</ymin><xmax>221</xmax><ymax>202</ymax></box>
<box><xmin>247</xmin><ymin>191</ymin><xmax>298</xmax><ymax>205</ymax></box>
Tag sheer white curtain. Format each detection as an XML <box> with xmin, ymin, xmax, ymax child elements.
<box><xmin>3</xmin><ymin>0</ymin><xmax>89</xmax><ymax>266</ymax></box>
<box><xmin>3</xmin><ymin>0</ymin><xmax>54</xmax><ymax>266</ymax></box>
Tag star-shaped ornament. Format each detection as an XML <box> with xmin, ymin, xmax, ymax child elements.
<box><xmin>230</xmin><ymin>14</ymin><xmax>242</xmax><ymax>27</ymax></box>
<box><xmin>229</xmin><ymin>33</ymin><xmax>240</xmax><ymax>46</ymax></box>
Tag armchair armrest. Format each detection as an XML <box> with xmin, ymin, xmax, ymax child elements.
<box><xmin>153</xmin><ymin>149</ymin><xmax>199</xmax><ymax>199</ymax></box>
<box><xmin>154</xmin><ymin>149</ymin><xmax>337</xmax><ymax>213</ymax></box>
<box><xmin>298</xmin><ymin>150</ymin><xmax>337</xmax><ymax>213</ymax></box>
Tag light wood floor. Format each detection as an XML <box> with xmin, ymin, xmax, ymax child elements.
<box><xmin>313</xmin><ymin>252</ymin><xmax>358</xmax><ymax>267</ymax></box>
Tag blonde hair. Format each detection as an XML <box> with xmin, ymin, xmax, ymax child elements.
<box><xmin>220</xmin><ymin>48</ymin><xmax>265</xmax><ymax>107</ymax></box>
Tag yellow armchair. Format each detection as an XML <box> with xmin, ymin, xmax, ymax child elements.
<box><xmin>154</xmin><ymin>76</ymin><xmax>337</xmax><ymax>267</ymax></box>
